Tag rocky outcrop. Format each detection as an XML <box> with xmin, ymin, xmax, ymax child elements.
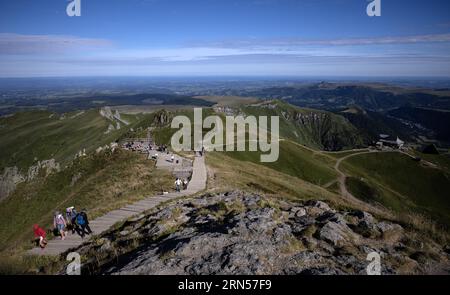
<box><xmin>69</xmin><ymin>111</ymin><xmax>85</xmax><ymax>119</ymax></box>
<box><xmin>26</xmin><ymin>159</ymin><xmax>60</xmax><ymax>180</ymax></box>
<box><xmin>101</xmin><ymin>107</ymin><xmax>129</xmax><ymax>133</ymax></box>
<box><xmin>100</xmin><ymin>106</ymin><xmax>115</xmax><ymax>121</ymax></box>
<box><xmin>95</xmin><ymin>142</ymin><xmax>119</xmax><ymax>154</ymax></box>
<box><xmin>152</xmin><ymin>110</ymin><xmax>172</xmax><ymax>127</ymax></box>
<box><xmin>105</xmin><ymin>123</ymin><xmax>115</xmax><ymax>134</ymax></box>
<box><xmin>0</xmin><ymin>166</ymin><xmax>25</xmax><ymax>201</ymax></box>
<box><xmin>71</xmin><ymin>192</ymin><xmax>449</xmax><ymax>275</ymax></box>
<box><xmin>0</xmin><ymin>159</ymin><xmax>60</xmax><ymax>201</ymax></box>
<box><xmin>74</xmin><ymin>149</ymin><xmax>87</xmax><ymax>159</ymax></box>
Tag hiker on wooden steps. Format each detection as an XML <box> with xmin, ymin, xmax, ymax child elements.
<box><xmin>54</xmin><ymin>211</ymin><xmax>67</xmax><ymax>240</ymax></box>
<box><xmin>75</xmin><ymin>209</ymin><xmax>92</xmax><ymax>238</ymax></box>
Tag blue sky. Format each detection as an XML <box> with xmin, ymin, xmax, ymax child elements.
<box><xmin>1</xmin><ymin>0</ymin><xmax>450</xmax><ymax>77</ymax></box>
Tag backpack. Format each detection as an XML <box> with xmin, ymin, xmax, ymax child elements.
<box><xmin>76</xmin><ymin>214</ymin><xmax>85</xmax><ymax>225</ymax></box>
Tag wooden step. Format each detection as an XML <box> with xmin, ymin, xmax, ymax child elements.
<box><xmin>27</xmin><ymin>156</ymin><xmax>207</xmax><ymax>257</ymax></box>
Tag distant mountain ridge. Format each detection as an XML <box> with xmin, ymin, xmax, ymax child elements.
<box><xmin>243</xmin><ymin>84</ymin><xmax>450</xmax><ymax>111</ymax></box>
<box><xmin>388</xmin><ymin>106</ymin><xmax>450</xmax><ymax>142</ymax></box>
<box><xmin>0</xmin><ymin>93</ymin><xmax>214</xmax><ymax>115</ymax></box>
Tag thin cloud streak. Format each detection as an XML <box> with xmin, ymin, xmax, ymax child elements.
<box><xmin>0</xmin><ymin>33</ymin><xmax>113</xmax><ymax>55</ymax></box>
<box><xmin>191</xmin><ymin>33</ymin><xmax>450</xmax><ymax>48</ymax></box>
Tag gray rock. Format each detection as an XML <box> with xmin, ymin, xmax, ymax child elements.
<box><xmin>68</xmin><ymin>191</ymin><xmax>444</xmax><ymax>275</ymax></box>
<box><xmin>290</xmin><ymin>207</ymin><xmax>307</xmax><ymax>218</ymax></box>
<box><xmin>352</xmin><ymin>210</ymin><xmax>375</xmax><ymax>224</ymax></box>
<box><xmin>0</xmin><ymin>166</ymin><xmax>25</xmax><ymax>200</ymax></box>
<box><xmin>307</xmin><ymin>200</ymin><xmax>333</xmax><ymax>212</ymax></box>
<box><xmin>319</xmin><ymin>221</ymin><xmax>357</xmax><ymax>246</ymax></box>
<box><xmin>377</xmin><ymin>222</ymin><xmax>403</xmax><ymax>233</ymax></box>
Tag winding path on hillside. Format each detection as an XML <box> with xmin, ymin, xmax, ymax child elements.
<box><xmin>28</xmin><ymin>153</ymin><xmax>207</xmax><ymax>256</ymax></box>
<box><xmin>334</xmin><ymin>150</ymin><xmax>377</xmax><ymax>202</ymax></box>
<box><xmin>332</xmin><ymin>149</ymin><xmax>419</xmax><ymax>216</ymax></box>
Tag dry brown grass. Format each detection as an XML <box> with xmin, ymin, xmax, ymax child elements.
<box><xmin>206</xmin><ymin>152</ymin><xmax>339</xmax><ymax>202</ymax></box>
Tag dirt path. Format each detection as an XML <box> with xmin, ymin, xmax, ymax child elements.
<box><xmin>332</xmin><ymin>150</ymin><xmax>414</xmax><ymax>217</ymax></box>
<box><xmin>334</xmin><ymin>150</ymin><xmax>376</xmax><ymax>201</ymax></box>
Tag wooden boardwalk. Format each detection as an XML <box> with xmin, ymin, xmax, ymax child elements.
<box><xmin>27</xmin><ymin>155</ymin><xmax>207</xmax><ymax>256</ymax></box>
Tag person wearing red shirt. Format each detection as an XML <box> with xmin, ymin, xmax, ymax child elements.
<box><xmin>33</xmin><ymin>224</ymin><xmax>48</xmax><ymax>249</ymax></box>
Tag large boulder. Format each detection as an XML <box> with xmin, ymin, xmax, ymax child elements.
<box><xmin>318</xmin><ymin>221</ymin><xmax>358</xmax><ymax>246</ymax></box>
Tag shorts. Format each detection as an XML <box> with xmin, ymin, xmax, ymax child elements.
<box><xmin>57</xmin><ymin>224</ymin><xmax>65</xmax><ymax>231</ymax></box>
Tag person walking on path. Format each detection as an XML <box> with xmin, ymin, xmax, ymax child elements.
<box><xmin>175</xmin><ymin>178</ymin><xmax>182</xmax><ymax>192</ymax></box>
<box><xmin>75</xmin><ymin>209</ymin><xmax>93</xmax><ymax>238</ymax></box>
<box><xmin>183</xmin><ymin>178</ymin><xmax>188</xmax><ymax>190</ymax></box>
<box><xmin>33</xmin><ymin>224</ymin><xmax>48</xmax><ymax>249</ymax></box>
<box><xmin>53</xmin><ymin>211</ymin><xmax>67</xmax><ymax>240</ymax></box>
<box><xmin>66</xmin><ymin>206</ymin><xmax>79</xmax><ymax>234</ymax></box>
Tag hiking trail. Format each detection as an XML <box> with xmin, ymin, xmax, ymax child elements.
<box><xmin>28</xmin><ymin>152</ymin><xmax>207</xmax><ymax>256</ymax></box>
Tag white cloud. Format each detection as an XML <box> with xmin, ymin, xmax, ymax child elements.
<box><xmin>2</xmin><ymin>33</ymin><xmax>450</xmax><ymax>77</ymax></box>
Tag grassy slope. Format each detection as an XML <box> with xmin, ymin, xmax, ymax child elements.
<box><xmin>411</xmin><ymin>151</ymin><xmax>450</xmax><ymax>171</ymax></box>
<box><xmin>207</xmin><ymin>152</ymin><xmax>339</xmax><ymax>203</ymax></box>
<box><xmin>0</xmin><ymin>149</ymin><xmax>173</xmax><ymax>251</ymax></box>
<box><xmin>324</xmin><ymin>149</ymin><xmax>370</xmax><ymax>159</ymax></box>
<box><xmin>0</xmin><ymin>110</ymin><xmax>136</xmax><ymax>171</ymax></box>
<box><xmin>226</xmin><ymin>140</ymin><xmax>337</xmax><ymax>186</ymax></box>
<box><xmin>0</xmin><ymin>108</ymin><xmax>172</xmax><ymax>273</ymax></box>
<box><xmin>342</xmin><ymin>152</ymin><xmax>450</xmax><ymax>226</ymax></box>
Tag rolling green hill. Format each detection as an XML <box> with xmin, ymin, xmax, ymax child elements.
<box><xmin>241</xmin><ymin>100</ymin><xmax>366</xmax><ymax>151</ymax></box>
<box><xmin>207</xmin><ymin>151</ymin><xmax>339</xmax><ymax>202</ymax></box>
<box><xmin>243</xmin><ymin>84</ymin><xmax>450</xmax><ymax>111</ymax></box>
<box><xmin>0</xmin><ymin>110</ymin><xmax>129</xmax><ymax>171</ymax></box>
<box><xmin>118</xmin><ymin>101</ymin><xmax>366</xmax><ymax>153</ymax></box>
<box><xmin>226</xmin><ymin>140</ymin><xmax>337</xmax><ymax>186</ymax></box>
<box><xmin>341</xmin><ymin>152</ymin><xmax>450</xmax><ymax>226</ymax></box>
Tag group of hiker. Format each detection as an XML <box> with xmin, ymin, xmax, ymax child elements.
<box><xmin>122</xmin><ymin>140</ymin><xmax>149</xmax><ymax>153</ymax></box>
<box><xmin>175</xmin><ymin>178</ymin><xmax>189</xmax><ymax>192</ymax></box>
<box><xmin>32</xmin><ymin>207</ymin><xmax>92</xmax><ymax>249</ymax></box>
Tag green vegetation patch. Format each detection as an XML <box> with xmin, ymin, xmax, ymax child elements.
<box><xmin>226</xmin><ymin>140</ymin><xmax>337</xmax><ymax>186</ymax></box>
<box><xmin>0</xmin><ymin>149</ymin><xmax>173</xmax><ymax>251</ymax></box>
<box><xmin>0</xmin><ymin>110</ymin><xmax>126</xmax><ymax>170</ymax></box>
<box><xmin>342</xmin><ymin>152</ymin><xmax>450</xmax><ymax>226</ymax></box>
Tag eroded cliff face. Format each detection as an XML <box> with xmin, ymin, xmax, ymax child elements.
<box><xmin>0</xmin><ymin>159</ymin><xmax>60</xmax><ymax>201</ymax></box>
<box><xmin>289</xmin><ymin>111</ymin><xmax>363</xmax><ymax>151</ymax></box>
<box><xmin>254</xmin><ymin>102</ymin><xmax>364</xmax><ymax>151</ymax></box>
<box><xmin>0</xmin><ymin>166</ymin><xmax>24</xmax><ymax>201</ymax></box>
<box><xmin>69</xmin><ymin>191</ymin><xmax>449</xmax><ymax>275</ymax></box>
<box><xmin>152</xmin><ymin>109</ymin><xmax>172</xmax><ymax>127</ymax></box>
